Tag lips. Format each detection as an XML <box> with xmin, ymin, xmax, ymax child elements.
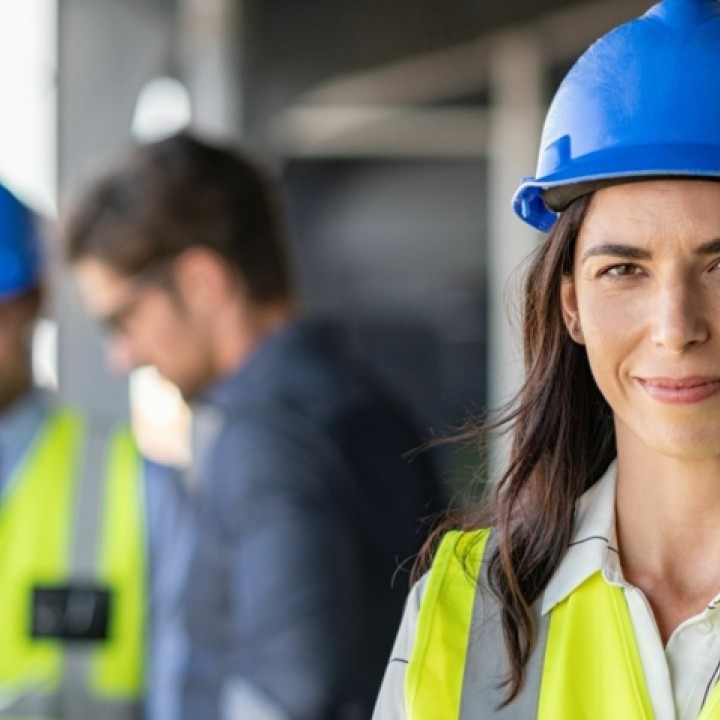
<box><xmin>636</xmin><ymin>376</ymin><xmax>720</xmax><ymax>404</ymax></box>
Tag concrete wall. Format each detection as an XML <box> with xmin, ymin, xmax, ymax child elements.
<box><xmin>56</xmin><ymin>0</ymin><xmax>177</xmax><ymax>417</ymax></box>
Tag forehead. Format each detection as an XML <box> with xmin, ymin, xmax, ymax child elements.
<box><xmin>579</xmin><ymin>180</ymin><xmax>720</xmax><ymax>248</ymax></box>
<box><xmin>74</xmin><ymin>258</ymin><xmax>136</xmax><ymax>315</ymax></box>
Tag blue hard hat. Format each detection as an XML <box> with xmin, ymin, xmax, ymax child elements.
<box><xmin>513</xmin><ymin>0</ymin><xmax>720</xmax><ymax>232</ymax></box>
<box><xmin>0</xmin><ymin>183</ymin><xmax>42</xmax><ymax>301</ymax></box>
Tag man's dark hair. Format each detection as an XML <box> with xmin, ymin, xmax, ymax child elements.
<box><xmin>65</xmin><ymin>132</ymin><xmax>294</xmax><ymax>305</ymax></box>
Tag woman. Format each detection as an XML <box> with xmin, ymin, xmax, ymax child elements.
<box><xmin>374</xmin><ymin>0</ymin><xmax>720</xmax><ymax>718</ymax></box>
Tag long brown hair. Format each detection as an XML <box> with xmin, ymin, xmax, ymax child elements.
<box><xmin>429</xmin><ymin>193</ymin><xmax>616</xmax><ymax>703</ymax></box>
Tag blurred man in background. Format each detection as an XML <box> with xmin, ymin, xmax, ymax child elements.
<box><xmin>0</xmin><ymin>182</ymin><xmax>188</xmax><ymax>720</ymax></box>
<box><xmin>66</xmin><ymin>131</ymin><xmax>442</xmax><ymax>720</ymax></box>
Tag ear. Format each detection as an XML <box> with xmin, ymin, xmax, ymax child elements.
<box><xmin>173</xmin><ymin>248</ymin><xmax>240</xmax><ymax>313</ymax></box>
<box><xmin>560</xmin><ymin>275</ymin><xmax>584</xmax><ymax>344</ymax></box>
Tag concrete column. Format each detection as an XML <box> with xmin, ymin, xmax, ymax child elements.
<box><xmin>56</xmin><ymin>0</ymin><xmax>175</xmax><ymax>418</ymax></box>
<box><xmin>176</xmin><ymin>0</ymin><xmax>244</xmax><ymax>140</ymax></box>
<box><xmin>486</xmin><ymin>30</ymin><xmax>544</xmax><ymax>475</ymax></box>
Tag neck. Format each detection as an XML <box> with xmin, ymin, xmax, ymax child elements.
<box><xmin>614</xmin><ymin>428</ymin><xmax>720</xmax><ymax>641</ymax></box>
<box><xmin>213</xmin><ymin>298</ymin><xmax>297</xmax><ymax>378</ymax></box>
<box><xmin>616</xmin><ymin>434</ymin><xmax>720</xmax><ymax>561</ymax></box>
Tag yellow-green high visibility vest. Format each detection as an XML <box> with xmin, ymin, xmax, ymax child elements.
<box><xmin>0</xmin><ymin>408</ymin><xmax>147</xmax><ymax>720</ymax></box>
<box><xmin>406</xmin><ymin>529</ymin><xmax>720</xmax><ymax>719</ymax></box>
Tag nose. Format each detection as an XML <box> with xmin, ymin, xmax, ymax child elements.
<box><xmin>651</xmin><ymin>278</ymin><xmax>709</xmax><ymax>353</ymax></box>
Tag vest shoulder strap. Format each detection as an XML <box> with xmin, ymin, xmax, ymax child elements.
<box><xmin>406</xmin><ymin>529</ymin><xmax>489</xmax><ymax>718</ymax></box>
<box><xmin>406</xmin><ymin>529</ymin><xmax>548</xmax><ymax>719</ymax></box>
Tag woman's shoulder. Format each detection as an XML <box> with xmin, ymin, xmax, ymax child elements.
<box><xmin>412</xmin><ymin>528</ymin><xmax>492</xmax><ymax>622</ymax></box>
<box><xmin>431</xmin><ymin>527</ymin><xmax>493</xmax><ymax>576</ymax></box>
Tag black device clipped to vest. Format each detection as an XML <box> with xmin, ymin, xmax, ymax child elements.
<box><xmin>30</xmin><ymin>584</ymin><xmax>112</xmax><ymax>641</ymax></box>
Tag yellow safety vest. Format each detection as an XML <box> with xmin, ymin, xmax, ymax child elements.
<box><xmin>0</xmin><ymin>408</ymin><xmax>146</xmax><ymax>720</ymax></box>
<box><xmin>407</xmin><ymin>529</ymin><xmax>720</xmax><ymax>719</ymax></box>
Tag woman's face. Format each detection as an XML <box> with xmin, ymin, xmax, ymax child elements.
<box><xmin>561</xmin><ymin>179</ymin><xmax>720</xmax><ymax>460</ymax></box>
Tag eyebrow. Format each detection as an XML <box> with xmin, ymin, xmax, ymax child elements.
<box><xmin>581</xmin><ymin>244</ymin><xmax>650</xmax><ymax>264</ymax></box>
<box><xmin>696</xmin><ymin>238</ymin><xmax>720</xmax><ymax>255</ymax></box>
<box><xmin>581</xmin><ymin>238</ymin><xmax>720</xmax><ymax>264</ymax></box>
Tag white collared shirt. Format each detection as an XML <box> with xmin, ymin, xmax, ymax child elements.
<box><xmin>373</xmin><ymin>462</ymin><xmax>720</xmax><ymax>719</ymax></box>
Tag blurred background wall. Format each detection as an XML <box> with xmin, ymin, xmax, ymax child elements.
<box><xmin>9</xmin><ymin>0</ymin><xmax>651</xmax><ymax>488</ymax></box>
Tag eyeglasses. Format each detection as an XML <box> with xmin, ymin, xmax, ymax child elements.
<box><xmin>97</xmin><ymin>259</ymin><xmax>175</xmax><ymax>337</ymax></box>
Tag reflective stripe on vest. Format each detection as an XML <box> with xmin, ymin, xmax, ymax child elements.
<box><xmin>407</xmin><ymin>529</ymin><xmax>720</xmax><ymax>719</ymax></box>
<box><xmin>0</xmin><ymin>409</ymin><xmax>146</xmax><ymax>719</ymax></box>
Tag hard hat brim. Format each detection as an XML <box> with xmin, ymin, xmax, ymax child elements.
<box><xmin>513</xmin><ymin>142</ymin><xmax>720</xmax><ymax>232</ymax></box>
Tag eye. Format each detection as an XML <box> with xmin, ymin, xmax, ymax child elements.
<box><xmin>601</xmin><ymin>263</ymin><xmax>644</xmax><ymax>278</ymax></box>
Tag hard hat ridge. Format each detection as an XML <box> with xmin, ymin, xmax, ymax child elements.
<box><xmin>513</xmin><ymin>0</ymin><xmax>720</xmax><ymax>232</ymax></box>
<box><xmin>0</xmin><ymin>183</ymin><xmax>42</xmax><ymax>302</ymax></box>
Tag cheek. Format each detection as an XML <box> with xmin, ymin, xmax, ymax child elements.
<box><xmin>576</xmin><ymin>288</ymin><xmax>643</xmax><ymax>393</ymax></box>
<box><xmin>143</xmin><ymin>322</ymin><xmax>182</xmax><ymax>359</ymax></box>
<box><xmin>577</xmin><ymin>283</ymin><xmax>646</xmax><ymax>344</ymax></box>
<box><xmin>144</xmin><ymin>308</ymin><xmax>199</xmax><ymax>366</ymax></box>
<box><xmin>131</xmin><ymin>298</ymin><xmax>184</xmax><ymax>346</ymax></box>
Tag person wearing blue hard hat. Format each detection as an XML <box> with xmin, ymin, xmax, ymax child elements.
<box><xmin>374</xmin><ymin>0</ymin><xmax>720</xmax><ymax>717</ymax></box>
<box><xmin>0</xmin><ymin>185</ymin><xmax>44</xmax><ymax>414</ymax></box>
<box><xmin>0</xmin><ymin>183</ymin><xmax>42</xmax><ymax>300</ymax></box>
<box><xmin>0</xmin><ymin>180</ymin><xmax>191</xmax><ymax>720</ymax></box>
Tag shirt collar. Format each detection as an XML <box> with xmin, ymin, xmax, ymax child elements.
<box><xmin>541</xmin><ymin>460</ymin><xmax>620</xmax><ymax>615</ymax></box>
<box><xmin>0</xmin><ymin>388</ymin><xmax>50</xmax><ymax>488</ymax></box>
<box><xmin>196</xmin><ymin>319</ymin><xmax>340</xmax><ymax>411</ymax></box>
<box><xmin>196</xmin><ymin>321</ymin><xmax>300</xmax><ymax>411</ymax></box>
